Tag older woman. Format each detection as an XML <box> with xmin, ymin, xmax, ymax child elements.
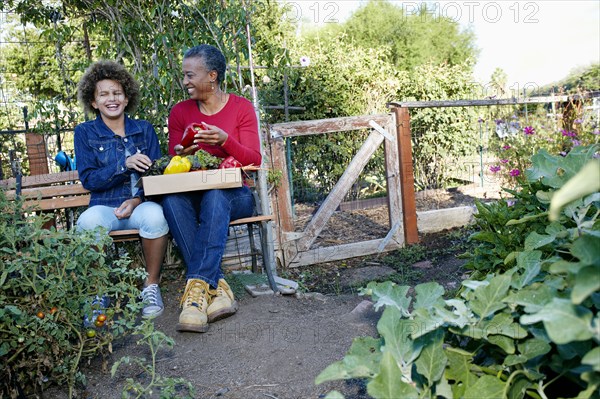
<box><xmin>162</xmin><ymin>44</ymin><xmax>261</xmax><ymax>333</ymax></box>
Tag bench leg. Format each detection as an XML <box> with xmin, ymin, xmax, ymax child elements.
<box><xmin>247</xmin><ymin>223</ymin><xmax>259</xmax><ymax>274</ymax></box>
<box><xmin>258</xmin><ymin>221</ymin><xmax>278</xmax><ymax>292</ymax></box>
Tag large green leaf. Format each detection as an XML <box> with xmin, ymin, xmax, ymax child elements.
<box><xmin>365</xmin><ymin>281</ymin><xmax>412</xmax><ymax>316</ymax></box>
<box><xmin>413</xmin><ymin>282</ymin><xmax>445</xmax><ymax>310</ymax></box>
<box><xmin>572</xmin><ymin>265</ymin><xmax>600</xmax><ymax>305</ymax></box>
<box><xmin>520</xmin><ymin>298</ymin><xmax>594</xmax><ymax>344</ymax></box>
<box><xmin>415</xmin><ymin>330</ymin><xmax>447</xmax><ymax>384</ymax></box>
<box><xmin>437</xmin><ymin>299</ymin><xmax>473</xmax><ymax>328</ymax></box>
<box><xmin>503</xmin><ymin>283</ymin><xmax>554</xmax><ymax>313</ymax></box>
<box><xmin>519</xmin><ymin>338</ymin><xmax>552</xmax><ymax>360</ymax></box>
<box><xmin>315</xmin><ymin>337</ymin><xmax>381</xmax><ymax>384</ymax></box>
<box><xmin>527</xmin><ymin>146</ymin><xmax>597</xmax><ymax>188</ymax></box>
<box><xmin>445</xmin><ymin>346</ymin><xmax>478</xmax><ymax>397</ymax></box>
<box><xmin>378</xmin><ymin>307</ymin><xmax>424</xmax><ymax>365</ymax></box>
<box><xmin>462</xmin><ymin>375</ymin><xmax>505</xmax><ymax>399</ymax></box>
<box><xmin>470</xmin><ymin>273</ymin><xmax>511</xmax><ymax>318</ymax></box>
<box><xmin>581</xmin><ymin>347</ymin><xmax>600</xmax><ymax>372</ymax></box>
<box><xmin>487</xmin><ymin>335</ymin><xmax>515</xmax><ymax>354</ymax></box>
<box><xmin>571</xmin><ymin>235</ymin><xmax>600</xmax><ymax>266</ymax></box>
<box><xmin>514</xmin><ymin>250</ymin><xmax>542</xmax><ymax>289</ymax></box>
<box><xmin>486</xmin><ymin>312</ymin><xmax>528</xmax><ymax>339</ymax></box>
<box><xmin>367</xmin><ymin>351</ymin><xmax>418</xmax><ymax>399</ymax></box>
<box><xmin>524</xmin><ymin>232</ymin><xmax>555</xmax><ymax>251</ymax></box>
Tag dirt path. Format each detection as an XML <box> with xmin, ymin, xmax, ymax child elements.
<box><xmin>44</xmin><ymin>275</ymin><xmax>380</xmax><ymax>399</ymax></box>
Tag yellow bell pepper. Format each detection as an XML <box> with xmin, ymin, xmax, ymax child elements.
<box><xmin>164</xmin><ymin>155</ymin><xmax>192</xmax><ymax>174</ymax></box>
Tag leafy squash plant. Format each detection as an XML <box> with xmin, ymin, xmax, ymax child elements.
<box><xmin>316</xmin><ymin>144</ymin><xmax>599</xmax><ymax>398</ymax></box>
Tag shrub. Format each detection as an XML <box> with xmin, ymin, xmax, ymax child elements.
<box><xmin>0</xmin><ymin>191</ymin><xmax>145</xmax><ymax>398</ymax></box>
<box><xmin>316</xmin><ymin>144</ymin><xmax>600</xmax><ymax>398</ymax></box>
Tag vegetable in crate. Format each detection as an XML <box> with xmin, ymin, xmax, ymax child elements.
<box><xmin>219</xmin><ymin>155</ymin><xmax>242</xmax><ymax>169</ymax></box>
<box><xmin>142</xmin><ymin>155</ymin><xmax>171</xmax><ymax>176</ymax></box>
<box><xmin>186</xmin><ymin>149</ymin><xmax>221</xmax><ymax>171</ymax></box>
<box><xmin>164</xmin><ymin>155</ymin><xmax>192</xmax><ymax>174</ymax></box>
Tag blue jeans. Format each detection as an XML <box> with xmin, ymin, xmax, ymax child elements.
<box><xmin>161</xmin><ymin>187</ymin><xmax>255</xmax><ymax>288</ymax></box>
<box><xmin>76</xmin><ymin>201</ymin><xmax>169</xmax><ymax>239</ymax></box>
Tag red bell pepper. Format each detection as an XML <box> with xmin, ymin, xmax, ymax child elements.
<box><xmin>181</xmin><ymin>122</ymin><xmax>205</xmax><ymax>148</ymax></box>
<box><xmin>218</xmin><ymin>155</ymin><xmax>242</xmax><ymax>169</ymax></box>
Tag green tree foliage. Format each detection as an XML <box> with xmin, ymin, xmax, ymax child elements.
<box><xmin>316</xmin><ymin>0</ymin><xmax>478</xmax><ymax>71</ymax></box>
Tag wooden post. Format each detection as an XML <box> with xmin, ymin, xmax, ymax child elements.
<box><xmin>393</xmin><ymin>106</ymin><xmax>419</xmax><ymax>244</ymax></box>
<box><xmin>25</xmin><ymin>133</ymin><xmax>49</xmax><ymax>175</ymax></box>
<box><xmin>269</xmin><ymin>136</ymin><xmax>294</xmax><ymax>233</ymax></box>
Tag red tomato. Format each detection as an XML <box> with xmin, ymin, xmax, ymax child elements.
<box><xmin>97</xmin><ymin>314</ymin><xmax>107</xmax><ymax>322</ymax></box>
<box><xmin>36</xmin><ymin>311</ymin><xmax>45</xmax><ymax>319</ymax></box>
<box><xmin>50</xmin><ymin>307</ymin><xmax>58</xmax><ymax>315</ymax></box>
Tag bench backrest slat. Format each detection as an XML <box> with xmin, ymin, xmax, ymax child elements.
<box><xmin>6</xmin><ymin>184</ymin><xmax>89</xmax><ymax>201</ymax></box>
<box><xmin>30</xmin><ymin>196</ymin><xmax>91</xmax><ymax>211</ymax></box>
<box><xmin>0</xmin><ymin>170</ymin><xmax>81</xmax><ymax>189</ymax></box>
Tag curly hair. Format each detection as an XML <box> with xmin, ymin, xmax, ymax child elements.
<box><xmin>77</xmin><ymin>60</ymin><xmax>140</xmax><ymax>115</ymax></box>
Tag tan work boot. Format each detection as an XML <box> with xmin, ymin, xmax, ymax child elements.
<box><xmin>207</xmin><ymin>279</ymin><xmax>238</xmax><ymax>323</ymax></box>
<box><xmin>176</xmin><ymin>279</ymin><xmax>211</xmax><ymax>333</ymax></box>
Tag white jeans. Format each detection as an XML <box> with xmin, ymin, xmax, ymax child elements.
<box><xmin>76</xmin><ymin>201</ymin><xmax>169</xmax><ymax>239</ymax></box>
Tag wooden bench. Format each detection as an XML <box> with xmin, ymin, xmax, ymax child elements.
<box><xmin>1</xmin><ymin>170</ymin><xmax>276</xmax><ymax>285</ymax></box>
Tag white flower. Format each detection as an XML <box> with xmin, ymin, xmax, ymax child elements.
<box><xmin>262</xmin><ymin>75</ymin><xmax>271</xmax><ymax>84</ymax></box>
<box><xmin>171</xmin><ymin>10</ymin><xmax>179</xmax><ymax>18</ymax></box>
<box><xmin>299</xmin><ymin>56</ymin><xmax>310</xmax><ymax>67</ymax></box>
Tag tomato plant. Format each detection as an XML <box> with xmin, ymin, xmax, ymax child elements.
<box><xmin>0</xmin><ymin>191</ymin><xmax>147</xmax><ymax>398</ymax></box>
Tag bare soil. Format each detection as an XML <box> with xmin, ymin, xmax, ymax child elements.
<box><xmin>43</xmin><ymin>184</ymin><xmax>502</xmax><ymax>399</ymax></box>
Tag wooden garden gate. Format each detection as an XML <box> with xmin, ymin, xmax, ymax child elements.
<box><xmin>268</xmin><ymin>110</ymin><xmax>418</xmax><ymax>268</ymax></box>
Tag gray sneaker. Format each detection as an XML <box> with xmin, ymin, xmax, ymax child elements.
<box><xmin>140</xmin><ymin>284</ymin><xmax>164</xmax><ymax>318</ymax></box>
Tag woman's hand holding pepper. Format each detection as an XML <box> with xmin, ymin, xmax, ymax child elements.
<box><xmin>192</xmin><ymin>122</ymin><xmax>228</xmax><ymax>146</ymax></box>
<box><xmin>126</xmin><ymin>153</ymin><xmax>152</xmax><ymax>172</ymax></box>
<box><xmin>114</xmin><ymin>197</ymin><xmax>141</xmax><ymax>219</ymax></box>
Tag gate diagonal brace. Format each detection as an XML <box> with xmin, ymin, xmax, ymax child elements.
<box><xmin>369</xmin><ymin>120</ymin><xmax>395</xmax><ymax>142</ymax></box>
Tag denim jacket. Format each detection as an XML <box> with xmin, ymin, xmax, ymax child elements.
<box><xmin>74</xmin><ymin>115</ymin><xmax>162</xmax><ymax>207</ymax></box>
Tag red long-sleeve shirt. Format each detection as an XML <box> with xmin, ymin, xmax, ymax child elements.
<box><xmin>168</xmin><ymin>94</ymin><xmax>262</xmax><ymax>166</ymax></box>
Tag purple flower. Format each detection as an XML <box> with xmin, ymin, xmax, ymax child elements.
<box><xmin>495</xmin><ymin>119</ymin><xmax>504</xmax><ymax>125</ymax></box>
<box><xmin>502</xmin><ymin>144</ymin><xmax>511</xmax><ymax>150</ymax></box>
<box><xmin>478</xmin><ymin>117</ymin><xmax>484</xmax><ymax>123</ymax></box>
<box><xmin>509</xmin><ymin>169</ymin><xmax>520</xmax><ymax>177</ymax></box>
<box><xmin>592</xmin><ymin>129</ymin><xmax>600</xmax><ymax>135</ymax></box>
<box><xmin>574</xmin><ymin>119</ymin><xmax>582</xmax><ymax>124</ymax></box>
<box><xmin>561</xmin><ymin>129</ymin><xmax>577</xmax><ymax>137</ymax></box>
<box><xmin>559</xmin><ymin>151</ymin><xmax>567</xmax><ymax>157</ymax></box>
<box><xmin>507</xmin><ymin>199</ymin><xmax>516</xmax><ymax>207</ymax></box>
<box><xmin>523</xmin><ymin>126</ymin><xmax>535</xmax><ymax>135</ymax></box>
<box><xmin>501</xmin><ymin>159</ymin><xmax>509</xmax><ymax>164</ymax></box>
<box><xmin>571</xmin><ymin>139</ymin><xmax>581</xmax><ymax>146</ymax></box>
<box><xmin>489</xmin><ymin>165</ymin><xmax>501</xmax><ymax>173</ymax></box>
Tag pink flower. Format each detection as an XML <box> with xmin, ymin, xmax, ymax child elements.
<box><xmin>500</xmin><ymin>159</ymin><xmax>509</xmax><ymax>164</ymax></box>
<box><xmin>572</xmin><ymin>139</ymin><xmax>581</xmax><ymax>146</ymax></box>
<box><xmin>489</xmin><ymin>165</ymin><xmax>501</xmax><ymax>173</ymax></box>
<box><xmin>561</xmin><ymin>129</ymin><xmax>577</xmax><ymax>137</ymax></box>
<box><xmin>502</xmin><ymin>145</ymin><xmax>511</xmax><ymax>150</ymax></box>
<box><xmin>523</xmin><ymin>126</ymin><xmax>535</xmax><ymax>135</ymax></box>
<box><xmin>509</xmin><ymin>169</ymin><xmax>520</xmax><ymax>177</ymax></box>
